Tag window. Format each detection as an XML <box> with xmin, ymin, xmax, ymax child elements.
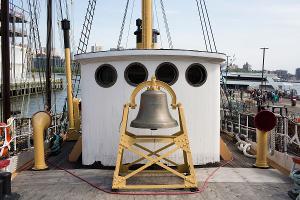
<box><xmin>155</xmin><ymin>62</ymin><xmax>179</xmax><ymax>85</ymax></box>
<box><xmin>125</xmin><ymin>63</ymin><xmax>148</xmax><ymax>86</ymax></box>
<box><xmin>95</xmin><ymin>64</ymin><xmax>118</xmax><ymax>88</ymax></box>
<box><xmin>185</xmin><ymin>63</ymin><xmax>207</xmax><ymax>87</ymax></box>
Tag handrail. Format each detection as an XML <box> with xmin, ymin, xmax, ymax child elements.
<box><xmin>221</xmin><ymin>109</ymin><xmax>300</xmax><ymax>156</ymax></box>
<box><xmin>0</xmin><ymin>114</ymin><xmax>64</xmax><ymax>156</ymax></box>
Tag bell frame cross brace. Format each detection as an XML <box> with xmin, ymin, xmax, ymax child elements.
<box><xmin>112</xmin><ymin>77</ymin><xmax>198</xmax><ymax>190</ymax></box>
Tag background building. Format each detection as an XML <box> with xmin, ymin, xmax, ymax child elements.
<box><xmin>275</xmin><ymin>70</ymin><xmax>288</xmax><ymax>80</ymax></box>
<box><xmin>91</xmin><ymin>44</ymin><xmax>103</xmax><ymax>52</ymax></box>
<box><xmin>242</xmin><ymin>62</ymin><xmax>252</xmax><ymax>71</ymax></box>
<box><xmin>33</xmin><ymin>54</ymin><xmax>64</xmax><ymax>69</ymax></box>
<box><xmin>296</xmin><ymin>68</ymin><xmax>300</xmax><ymax>80</ymax></box>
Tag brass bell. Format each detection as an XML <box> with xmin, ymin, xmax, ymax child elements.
<box><xmin>130</xmin><ymin>89</ymin><xmax>178</xmax><ymax>129</ymax></box>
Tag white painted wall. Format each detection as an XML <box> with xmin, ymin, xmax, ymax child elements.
<box><xmin>76</xmin><ymin>50</ymin><xmax>225</xmax><ymax>166</ymax></box>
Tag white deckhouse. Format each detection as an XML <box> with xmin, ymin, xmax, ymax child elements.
<box><xmin>75</xmin><ymin>49</ymin><xmax>225</xmax><ymax>166</ymax></box>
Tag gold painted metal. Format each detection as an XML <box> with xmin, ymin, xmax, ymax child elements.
<box><xmin>130</xmin><ymin>77</ymin><xmax>177</xmax><ymax>109</ymax></box>
<box><xmin>32</xmin><ymin>111</ymin><xmax>52</xmax><ymax>170</ymax></box>
<box><xmin>66</xmin><ymin>128</ymin><xmax>80</xmax><ymax>141</ymax></box>
<box><xmin>254</xmin><ymin>129</ymin><xmax>269</xmax><ymax>168</ymax></box>
<box><xmin>73</xmin><ymin>98</ymin><xmax>81</xmax><ymax>132</ymax></box>
<box><xmin>142</xmin><ymin>0</ymin><xmax>153</xmax><ymax>49</ymax></box>
<box><xmin>64</xmin><ymin>48</ymin><xmax>75</xmax><ymax>130</ymax></box>
<box><xmin>69</xmin><ymin>136</ymin><xmax>82</xmax><ymax>162</ymax></box>
<box><xmin>112</xmin><ymin>77</ymin><xmax>197</xmax><ymax>190</ymax></box>
<box><xmin>137</xmin><ymin>42</ymin><xmax>143</xmax><ymax>49</ymax></box>
<box><xmin>152</xmin><ymin>43</ymin><xmax>159</xmax><ymax>49</ymax></box>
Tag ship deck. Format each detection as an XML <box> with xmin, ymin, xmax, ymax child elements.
<box><xmin>11</xmin><ymin>138</ymin><xmax>294</xmax><ymax>200</ymax></box>
<box><xmin>12</xmin><ymin>167</ymin><xmax>292</xmax><ymax>200</ymax></box>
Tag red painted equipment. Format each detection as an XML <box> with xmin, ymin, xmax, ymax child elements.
<box><xmin>254</xmin><ymin>110</ymin><xmax>277</xmax><ymax>132</ymax></box>
<box><xmin>0</xmin><ymin>123</ymin><xmax>11</xmax><ymax>158</ymax></box>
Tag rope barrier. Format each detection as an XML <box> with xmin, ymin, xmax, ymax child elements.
<box><xmin>47</xmin><ymin>158</ymin><xmax>233</xmax><ymax>196</ymax></box>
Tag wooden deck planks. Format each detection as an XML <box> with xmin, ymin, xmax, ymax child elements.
<box><xmin>12</xmin><ymin>168</ymin><xmax>293</xmax><ymax>200</ymax></box>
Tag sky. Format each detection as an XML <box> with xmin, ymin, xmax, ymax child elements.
<box><xmin>34</xmin><ymin>0</ymin><xmax>300</xmax><ymax>73</ymax></box>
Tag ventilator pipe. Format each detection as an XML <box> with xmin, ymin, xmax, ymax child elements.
<box><xmin>253</xmin><ymin>110</ymin><xmax>277</xmax><ymax>169</ymax></box>
<box><xmin>32</xmin><ymin>111</ymin><xmax>52</xmax><ymax>170</ymax></box>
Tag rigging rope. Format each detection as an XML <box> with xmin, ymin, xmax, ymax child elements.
<box><xmin>28</xmin><ymin>0</ymin><xmax>45</xmax><ymax>106</ymax></box>
<box><xmin>195</xmin><ymin>0</ymin><xmax>208</xmax><ymax>51</ymax></box>
<box><xmin>58</xmin><ymin>0</ymin><xmax>64</xmax><ymax>20</ymax></box>
<box><xmin>117</xmin><ymin>0</ymin><xmax>130</xmax><ymax>49</ymax></box>
<box><xmin>194</xmin><ymin>0</ymin><xmax>218</xmax><ymax>52</ymax></box>
<box><xmin>198</xmin><ymin>0</ymin><xmax>212</xmax><ymax>52</ymax></box>
<box><xmin>65</xmin><ymin>0</ymin><xmax>70</xmax><ymax>20</ymax></box>
<box><xmin>125</xmin><ymin>0</ymin><xmax>135</xmax><ymax>49</ymax></box>
<box><xmin>154</xmin><ymin>0</ymin><xmax>163</xmax><ymax>48</ymax></box>
<box><xmin>202</xmin><ymin>0</ymin><xmax>217</xmax><ymax>52</ymax></box>
<box><xmin>160</xmin><ymin>0</ymin><xmax>173</xmax><ymax>49</ymax></box>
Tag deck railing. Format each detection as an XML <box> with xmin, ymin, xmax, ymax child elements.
<box><xmin>0</xmin><ymin>113</ymin><xmax>63</xmax><ymax>157</ymax></box>
<box><xmin>221</xmin><ymin>109</ymin><xmax>300</xmax><ymax>157</ymax></box>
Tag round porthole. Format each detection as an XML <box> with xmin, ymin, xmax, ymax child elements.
<box><xmin>155</xmin><ymin>62</ymin><xmax>179</xmax><ymax>85</ymax></box>
<box><xmin>95</xmin><ymin>64</ymin><xmax>117</xmax><ymax>88</ymax></box>
<box><xmin>185</xmin><ymin>63</ymin><xmax>207</xmax><ymax>87</ymax></box>
<box><xmin>125</xmin><ymin>62</ymin><xmax>148</xmax><ymax>86</ymax></box>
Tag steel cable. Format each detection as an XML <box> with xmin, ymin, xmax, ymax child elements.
<box><xmin>194</xmin><ymin>0</ymin><xmax>208</xmax><ymax>51</ymax></box>
<box><xmin>125</xmin><ymin>0</ymin><xmax>136</xmax><ymax>49</ymax></box>
<box><xmin>117</xmin><ymin>0</ymin><xmax>130</xmax><ymax>49</ymax></box>
<box><xmin>160</xmin><ymin>0</ymin><xmax>173</xmax><ymax>49</ymax></box>
<box><xmin>202</xmin><ymin>0</ymin><xmax>217</xmax><ymax>52</ymax></box>
<box><xmin>198</xmin><ymin>0</ymin><xmax>212</xmax><ymax>52</ymax></box>
<box><xmin>154</xmin><ymin>0</ymin><xmax>163</xmax><ymax>48</ymax></box>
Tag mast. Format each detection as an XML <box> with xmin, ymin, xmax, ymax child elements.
<box><xmin>260</xmin><ymin>47</ymin><xmax>268</xmax><ymax>90</ymax></box>
<box><xmin>142</xmin><ymin>0</ymin><xmax>153</xmax><ymax>49</ymax></box>
<box><xmin>45</xmin><ymin>0</ymin><xmax>52</xmax><ymax>111</ymax></box>
<box><xmin>61</xmin><ymin>19</ymin><xmax>75</xmax><ymax>130</ymax></box>
<box><xmin>1</xmin><ymin>0</ymin><xmax>11</xmax><ymax>121</ymax></box>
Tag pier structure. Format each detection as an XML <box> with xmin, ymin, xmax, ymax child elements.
<box><xmin>0</xmin><ymin>78</ymin><xmax>63</xmax><ymax>99</ymax></box>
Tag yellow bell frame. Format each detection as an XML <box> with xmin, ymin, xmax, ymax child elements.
<box><xmin>112</xmin><ymin>77</ymin><xmax>198</xmax><ymax>190</ymax></box>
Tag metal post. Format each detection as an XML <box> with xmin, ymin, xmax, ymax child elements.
<box><xmin>284</xmin><ymin>118</ymin><xmax>288</xmax><ymax>153</ymax></box>
<box><xmin>21</xmin><ymin>4</ymin><xmax>25</xmax><ymax>78</ymax></box>
<box><xmin>45</xmin><ymin>0</ymin><xmax>53</xmax><ymax>111</ymax></box>
<box><xmin>238</xmin><ymin>113</ymin><xmax>241</xmax><ymax>134</ymax></box>
<box><xmin>28</xmin><ymin>119</ymin><xmax>31</xmax><ymax>148</ymax></box>
<box><xmin>12</xmin><ymin>5</ymin><xmax>16</xmax><ymax>80</ymax></box>
<box><xmin>13</xmin><ymin>120</ymin><xmax>17</xmax><ymax>152</ymax></box>
<box><xmin>1</xmin><ymin>0</ymin><xmax>11</xmax><ymax>122</ymax></box>
<box><xmin>260</xmin><ymin>47</ymin><xmax>269</xmax><ymax>90</ymax></box>
<box><xmin>246</xmin><ymin>115</ymin><xmax>249</xmax><ymax>138</ymax></box>
<box><xmin>142</xmin><ymin>0</ymin><xmax>153</xmax><ymax>49</ymax></box>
